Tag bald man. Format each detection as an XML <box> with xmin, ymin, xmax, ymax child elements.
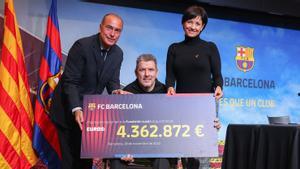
<box><xmin>50</xmin><ymin>13</ymin><xmax>125</xmax><ymax>169</ymax></box>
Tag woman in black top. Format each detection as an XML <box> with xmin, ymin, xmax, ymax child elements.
<box><xmin>165</xmin><ymin>5</ymin><xmax>223</xmax><ymax>169</ymax></box>
<box><xmin>166</xmin><ymin>5</ymin><xmax>223</xmax><ymax>97</ymax></box>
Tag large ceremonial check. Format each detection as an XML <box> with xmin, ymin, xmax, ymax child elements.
<box><xmin>81</xmin><ymin>94</ymin><xmax>218</xmax><ymax>158</ymax></box>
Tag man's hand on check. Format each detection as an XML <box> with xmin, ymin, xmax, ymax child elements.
<box><xmin>121</xmin><ymin>154</ymin><xmax>134</xmax><ymax>163</ymax></box>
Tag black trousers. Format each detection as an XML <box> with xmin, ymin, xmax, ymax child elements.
<box><xmin>56</xmin><ymin>122</ymin><xmax>92</xmax><ymax>169</ymax></box>
<box><xmin>182</xmin><ymin>158</ymin><xmax>200</xmax><ymax>169</ymax></box>
<box><xmin>110</xmin><ymin>158</ymin><xmax>170</xmax><ymax>169</ymax></box>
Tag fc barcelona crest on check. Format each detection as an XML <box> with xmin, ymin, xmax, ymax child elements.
<box><xmin>235</xmin><ymin>46</ymin><xmax>255</xmax><ymax>72</ymax></box>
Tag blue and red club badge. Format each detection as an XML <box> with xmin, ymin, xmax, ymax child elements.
<box><xmin>235</xmin><ymin>46</ymin><xmax>255</xmax><ymax>72</ymax></box>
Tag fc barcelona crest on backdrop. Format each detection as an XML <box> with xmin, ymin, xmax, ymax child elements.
<box><xmin>235</xmin><ymin>46</ymin><xmax>255</xmax><ymax>72</ymax></box>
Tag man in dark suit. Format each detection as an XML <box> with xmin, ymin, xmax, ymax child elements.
<box><xmin>50</xmin><ymin>13</ymin><xmax>126</xmax><ymax>169</ymax></box>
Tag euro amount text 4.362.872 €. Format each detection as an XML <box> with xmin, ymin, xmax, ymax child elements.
<box><xmin>116</xmin><ymin>124</ymin><xmax>204</xmax><ymax>138</ymax></box>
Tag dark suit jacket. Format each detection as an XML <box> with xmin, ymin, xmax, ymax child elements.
<box><xmin>50</xmin><ymin>33</ymin><xmax>123</xmax><ymax>129</ymax></box>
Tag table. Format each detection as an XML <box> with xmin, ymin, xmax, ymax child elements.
<box><xmin>222</xmin><ymin>124</ymin><xmax>300</xmax><ymax>169</ymax></box>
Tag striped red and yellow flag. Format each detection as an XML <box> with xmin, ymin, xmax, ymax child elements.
<box><xmin>0</xmin><ymin>0</ymin><xmax>38</xmax><ymax>168</ymax></box>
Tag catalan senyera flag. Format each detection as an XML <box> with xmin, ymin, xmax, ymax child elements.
<box><xmin>33</xmin><ymin>0</ymin><xmax>62</xmax><ymax>168</ymax></box>
<box><xmin>0</xmin><ymin>0</ymin><xmax>38</xmax><ymax>168</ymax></box>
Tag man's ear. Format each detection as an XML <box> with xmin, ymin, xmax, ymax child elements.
<box><xmin>153</xmin><ymin>69</ymin><xmax>158</xmax><ymax>79</ymax></box>
<box><xmin>135</xmin><ymin>69</ymin><xmax>138</xmax><ymax>77</ymax></box>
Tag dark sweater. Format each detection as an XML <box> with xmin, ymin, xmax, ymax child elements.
<box><xmin>123</xmin><ymin>79</ymin><xmax>167</xmax><ymax>94</ymax></box>
<box><xmin>166</xmin><ymin>36</ymin><xmax>223</xmax><ymax>93</ymax></box>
